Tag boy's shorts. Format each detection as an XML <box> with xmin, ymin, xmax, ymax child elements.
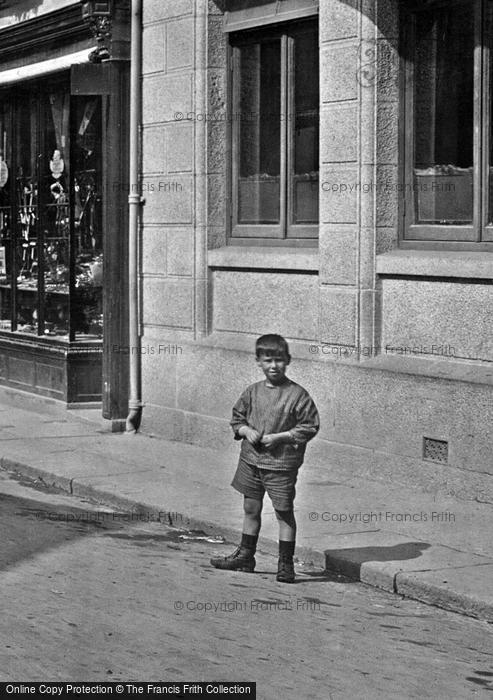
<box><xmin>231</xmin><ymin>458</ymin><xmax>298</xmax><ymax>511</ymax></box>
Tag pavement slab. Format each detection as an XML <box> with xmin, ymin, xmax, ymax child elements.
<box><xmin>396</xmin><ymin>565</ymin><xmax>493</xmax><ymax>622</ymax></box>
<box><xmin>321</xmin><ymin>530</ymin><xmax>493</xmax><ymax>592</ymax></box>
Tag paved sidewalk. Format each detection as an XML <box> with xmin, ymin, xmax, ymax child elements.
<box><xmin>1</xmin><ymin>388</ymin><xmax>492</xmax><ymax>623</ymax></box>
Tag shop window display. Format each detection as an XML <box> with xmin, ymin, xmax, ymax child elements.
<box><xmin>0</xmin><ymin>75</ymin><xmax>103</xmax><ymax>340</ymax></box>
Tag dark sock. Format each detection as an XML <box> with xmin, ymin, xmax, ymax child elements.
<box><xmin>241</xmin><ymin>533</ymin><xmax>258</xmax><ymax>551</ymax></box>
<box><xmin>279</xmin><ymin>540</ymin><xmax>295</xmax><ymax>558</ymax></box>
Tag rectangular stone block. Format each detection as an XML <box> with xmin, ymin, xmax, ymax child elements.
<box><xmin>142</xmin><ymin>126</ymin><xmax>166</xmax><ymax>174</ymax></box>
<box><xmin>212</xmin><ymin>270</ymin><xmax>319</xmax><ymax>340</ymax></box>
<box><xmin>166</xmin><ymin>122</ymin><xmax>194</xmax><ymax>173</ymax></box>
<box><xmin>321</xmin><ymin>43</ymin><xmax>359</xmax><ymax>103</ymax></box>
<box><xmin>177</xmin><ymin>345</ymin><xmax>258</xmax><ymax>418</ymax></box>
<box><xmin>141</xmin><ymin>333</ymin><xmax>178</xmax><ymax>407</ymax></box>
<box><xmin>166</xmin><ymin>18</ymin><xmax>194</xmax><ymax>71</ymax></box>
<box><xmin>166</xmin><ymin>228</ymin><xmax>193</xmax><ymax>277</ymax></box>
<box><xmin>318</xmin><ymin>288</ymin><xmax>357</xmax><ymax>346</ymax></box>
<box><xmin>142</xmin><ymin>74</ymin><xmax>192</xmax><ymax>124</ymax></box>
<box><xmin>447</xmin><ymin>382</ymin><xmax>493</xmax><ymax>475</ymax></box>
<box><xmin>144</xmin><ymin>278</ymin><xmax>194</xmax><ymax>329</ymax></box>
<box><xmin>142</xmin><ymin>23</ymin><xmax>165</xmax><ymax>74</ymax></box>
<box><xmin>140</xmin><ymin>404</ymin><xmax>185</xmax><ymax>442</ymax></box>
<box><xmin>396</xmin><ymin>566</ymin><xmax>493</xmax><ymax>623</ymax></box>
<box><xmin>142</xmin><ymin>226</ymin><xmax>166</xmax><ymax>276</ymax></box>
<box><xmin>333</xmin><ymin>365</ymin><xmax>450</xmax><ymax>456</ymax></box>
<box><xmin>319</xmin><ymin>226</ymin><xmax>357</xmax><ymax>285</ymax></box>
<box><xmin>320</xmin><ymin>0</ymin><xmax>359</xmax><ymax>42</ymax></box>
<box><xmin>183</xmin><ymin>412</ymin><xmax>233</xmax><ymax>452</ymax></box>
<box><xmin>143</xmin><ymin>176</ymin><xmax>193</xmax><ymax>225</ymax></box>
<box><xmin>143</xmin><ymin>0</ymin><xmax>193</xmax><ymax>23</ymax></box>
<box><xmin>320</xmin><ymin>167</ymin><xmax>359</xmax><ymax>224</ymax></box>
<box><xmin>321</xmin><ymin>103</ymin><xmax>358</xmax><ymax>163</ymax></box>
<box><xmin>381</xmin><ymin>278</ymin><xmax>493</xmax><ymax>362</ymax></box>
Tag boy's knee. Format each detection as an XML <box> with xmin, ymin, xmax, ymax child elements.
<box><xmin>244</xmin><ymin>497</ymin><xmax>262</xmax><ymax>517</ymax></box>
<box><xmin>274</xmin><ymin>508</ymin><xmax>295</xmax><ymax>523</ymax></box>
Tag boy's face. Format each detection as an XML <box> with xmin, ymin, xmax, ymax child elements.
<box><xmin>256</xmin><ymin>351</ymin><xmax>290</xmax><ymax>385</ymax></box>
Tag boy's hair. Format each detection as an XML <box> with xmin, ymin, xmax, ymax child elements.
<box><xmin>255</xmin><ymin>334</ymin><xmax>291</xmax><ymax>361</ymax></box>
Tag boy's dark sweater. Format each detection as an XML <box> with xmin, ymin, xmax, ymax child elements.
<box><xmin>230</xmin><ymin>377</ymin><xmax>319</xmax><ymax>470</ymax></box>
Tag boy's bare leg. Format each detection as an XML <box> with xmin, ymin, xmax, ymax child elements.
<box><xmin>274</xmin><ymin>509</ymin><xmax>296</xmax><ymax>541</ymax></box>
<box><xmin>210</xmin><ymin>496</ymin><xmax>261</xmax><ymax>572</ymax></box>
<box><xmin>242</xmin><ymin>496</ymin><xmax>263</xmax><ymax>536</ymax></box>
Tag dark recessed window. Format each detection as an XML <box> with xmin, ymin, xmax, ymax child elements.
<box><xmin>230</xmin><ymin>20</ymin><xmax>319</xmax><ymax>240</ymax></box>
<box><xmin>403</xmin><ymin>0</ymin><xmax>493</xmax><ymax>244</ymax></box>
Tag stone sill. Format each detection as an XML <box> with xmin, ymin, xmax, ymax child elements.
<box><xmin>208</xmin><ymin>246</ymin><xmax>319</xmax><ymax>272</ymax></box>
<box><xmin>376</xmin><ymin>250</ymin><xmax>493</xmax><ymax>280</ymax></box>
<box><xmin>360</xmin><ymin>354</ymin><xmax>493</xmax><ymax>387</ymax></box>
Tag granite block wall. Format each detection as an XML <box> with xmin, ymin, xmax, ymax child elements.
<box><xmin>139</xmin><ymin>0</ymin><xmax>493</xmax><ymax>501</ymax></box>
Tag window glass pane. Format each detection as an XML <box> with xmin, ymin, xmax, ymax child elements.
<box><xmin>15</xmin><ymin>94</ymin><xmax>39</xmax><ymax>334</ymax></box>
<box><xmin>292</xmin><ymin>26</ymin><xmax>319</xmax><ymax>225</ymax></box>
<box><xmin>72</xmin><ymin>96</ymin><xmax>103</xmax><ymax>340</ymax></box>
<box><xmin>0</xmin><ymin>98</ymin><xmax>12</xmax><ymax>331</ymax></box>
<box><xmin>237</xmin><ymin>38</ymin><xmax>281</xmax><ymax>224</ymax></box>
<box><xmin>42</xmin><ymin>88</ymin><xmax>70</xmax><ymax>338</ymax></box>
<box><xmin>0</xmin><ymin>80</ymin><xmax>103</xmax><ymax>341</ymax></box>
<box><xmin>413</xmin><ymin>4</ymin><xmax>474</xmax><ymax>225</ymax></box>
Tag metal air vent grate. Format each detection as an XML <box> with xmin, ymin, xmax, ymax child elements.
<box><xmin>423</xmin><ymin>437</ymin><xmax>449</xmax><ymax>464</ymax></box>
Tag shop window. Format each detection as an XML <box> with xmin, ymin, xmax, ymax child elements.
<box><xmin>230</xmin><ymin>20</ymin><xmax>319</xmax><ymax>240</ymax></box>
<box><xmin>0</xmin><ymin>75</ymin><xmax>103</xmax><ymax>340</ymax></box>
<box><xmin>402</xmin><ymin>0</ymin><xmax>493</xmax><ymax>244</ymax></box>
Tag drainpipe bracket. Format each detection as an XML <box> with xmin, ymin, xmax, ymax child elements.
<box><xmin>128</xmin><ymin>193</ymin><xmax>145</xmax><ymax>205</ymax></box>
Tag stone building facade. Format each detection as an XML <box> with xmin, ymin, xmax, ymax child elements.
<box><xmin>140</xmin><ymin>0</ymin><xmax>493</xmax><ymax>502</ymax></box>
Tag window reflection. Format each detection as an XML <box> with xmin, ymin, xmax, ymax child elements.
<box><xmin>292</xmin><ymin>25</ymin><xmax>319</xmax><ymax>225</ymax></box>
<box><xmin>238</xmin><ymin>39</ymin><xmax>281</xmax><ymax>224</ymax></box>
<box><xmin>0</xmin><ymin>79</ymin><xmax>103</xmax><ymax>341</ymax></box>
<box><xmin>413</xmin><ymin>5</ymin><xmax>474</xmax><ymax>225</ymax></box>
<box><xmin>72</xmin><ymin>97</ymin><xmax>103</xmax><ymax>340</ymax></box>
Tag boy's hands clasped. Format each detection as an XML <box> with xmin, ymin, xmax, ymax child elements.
<box><xmin>238</xmin><ymin>426</ymin><xmax>292</xmax><ymax>450</ymax></box>
<box><xmin>259</xmin><ymin>433</ymin><xmax>284</xmax><ymax>449</ymax></box>
<box><xmin>238</xmin><ymin>426</ymin><xmax>262</xmax><ymax>445</ymax></box>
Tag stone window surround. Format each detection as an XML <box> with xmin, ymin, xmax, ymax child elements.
<box><xmin>376</xmin><ymin>250</ymin><xmax>493</xmax><ymax>280</ymax></box>
<box><xmin>218</xmin><ymin>0</ymin><xmax>320</xmax><ymax>246</ymax></box>
<box><xmin>208</xmin><ymin>246</ymin><xmax>318</xmax><ymax>272</ymax></box>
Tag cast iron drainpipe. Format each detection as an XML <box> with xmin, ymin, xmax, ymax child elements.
<box><xmin>126</xmin><ymin>0</ymin><xmax>144</xmax><ymax>433</ymax></box>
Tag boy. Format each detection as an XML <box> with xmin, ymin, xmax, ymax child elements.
<box><xmin>210</xmin><ymin>334</ymin><xmax>319</xmax><ymax>583</ymax></box>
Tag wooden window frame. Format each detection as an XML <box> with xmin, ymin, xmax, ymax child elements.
<box><xmin>229</xmin><ymin>19</ymin><xmax>319</xmax><ymax>244</ymax></box>
<box><xmin>401</xmin><ymin>0</ymin><xmax>493</xmax><ymax>249</ymax></box>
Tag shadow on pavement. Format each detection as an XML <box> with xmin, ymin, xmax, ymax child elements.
<box><xmin>324</xmin><ymin>541</ymin><xmax>432</xmax><ymax>579</ymax></box>
<box><xmin>0</xmin><ymin>490</ymin><xmax>179</xmax><ymax>572</ymax></box>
